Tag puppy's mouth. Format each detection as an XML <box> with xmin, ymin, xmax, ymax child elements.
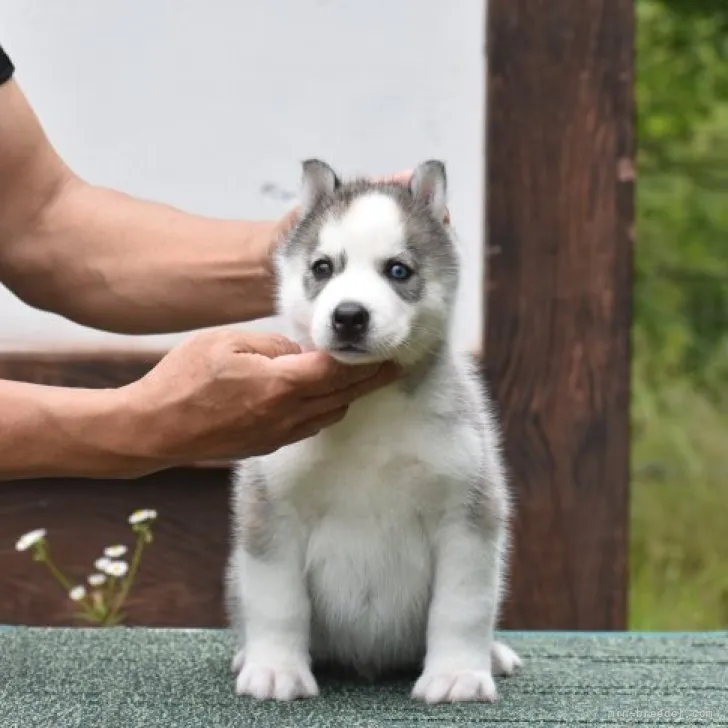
<box><xmin>331</xmin><ymin>344</ymin><xmax>369</xmax><ymax>354</ymax></box>
<box><xmin>326</xmin><ymin>341</ymin><xmax>387</xmax><ymax>365</ymax></box>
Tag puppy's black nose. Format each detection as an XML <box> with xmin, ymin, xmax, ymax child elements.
<box><xmin>332</xmin><ymin>301</ymin><xmax>370</xmax><ymax>339</ymax></box>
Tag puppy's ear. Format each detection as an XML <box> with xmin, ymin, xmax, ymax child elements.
<box><xmin>410</xmin><ymin>160</ymin><xmax>447</xmax><ymax>222</ymax></box>
<box><xmin>300</xmin><ymin>159</ymin><xmax>341</xmax><ymax>214</ymax></box>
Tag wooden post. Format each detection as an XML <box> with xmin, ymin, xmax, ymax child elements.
<box><xmin>485</xmin><ymin>0</ymin><xmax>634</xmax><ymax>629</ymax></box>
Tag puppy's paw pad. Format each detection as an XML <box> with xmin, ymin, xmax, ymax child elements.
<box><xmin>491</xmin><ymin>641</ymin><xmax>522</xmax><ymax>676</ymax></box>
<box><xmin>412</xmin><ymin>669</ymin><xmax>497</xmax><ymax>704</ymax></box>
<box><xmin>235</xmin><ymin>660</ymin><xmax>318</xmax><ymax>701</ymax></box>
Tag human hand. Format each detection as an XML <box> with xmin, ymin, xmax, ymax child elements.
<box><xmin>121</xmin><ymin>329</ymin><xmax>399</xmax><ymax>471</ymax></box>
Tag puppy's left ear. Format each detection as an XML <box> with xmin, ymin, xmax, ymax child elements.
<box><xmin>300</xmin><ymin>159</ymin><xmax>341</xmax><ymax>215</ymax></box>
<box><xmin>410</xmin><ymin>160</ymin><xmax>448</xmax><ymax>222</ymax></box>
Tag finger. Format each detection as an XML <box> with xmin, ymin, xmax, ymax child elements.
<box><xmin>278</xmin><ymin>173</ymin><xmax>450</xmax><ymax>231</ymax></box>
<box><xmin>275</xmin><ymin>207</ymin><xmax>300</xmax><ymax>238</ymax></box>
<box><xmin>286</xmin><ymin>405</ymin><xmax>350</xmax><ymax>444</ymax></box>
<box><xmin>374</xmin><ymin>170</ymin><xmax>413</xmax><ymax>184</ymax></box>
<box><xmin>303</xmin><ymin>361</ymin><xmax>401</xmax><ymax>414</ymax></box>
<box><xmin>272</xmin><ymin>351</ymin><xmax>388</xmax><ymax>396</ymax></box>
<box><xmin>277</xmin><ymin>173</ymin><xmax>411</xmax><ymax>230</ymax></box>
<box><xmin>227</xmin><ymin>331</ymin><xmax>302</xmax><ymax>358</ymax></box>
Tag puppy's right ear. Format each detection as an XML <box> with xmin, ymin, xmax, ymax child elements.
<box><xmin>300</xmin><ymin>159</ymin><xmax>341</xmax><ymax>215</ymax></box>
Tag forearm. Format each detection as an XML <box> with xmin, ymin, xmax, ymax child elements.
<box><xmin>0</xmin><ymin>379</ymin><xmax>156</xmax><ymax>480</ymax></box>
<box><xmin>11</xmin><ymin>178</ymin><xmax>279</xmax><ymax>334</ymax></box>
<box><xmin>0</xmin><ymin>78</ymin><xmax>279</xmax><ymax>334</ymax></box>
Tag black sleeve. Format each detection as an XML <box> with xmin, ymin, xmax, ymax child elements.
<box><xmin>0</xmin><ymin>44</ymin><xmax>15</xmax><ymax>85</ymax></box>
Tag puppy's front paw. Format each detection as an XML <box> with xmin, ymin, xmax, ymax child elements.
<box><xmin>491</xmin><ymin>640</ymin><xmax>522</xmax><ymax>676</ymax></box>
<box><xmin>231</xmin><ymin>649</ymin><xmax>245</xmax><ymax>673</ymax></box>
<box><xmin>412</xmin><ymin>667</ymin><xmax>497</xmax><ymax>704</ymax></box>
<box><xmin>234</xmin><ymin>654</ymin><xmax>318</xmax><ymax>701</ymax></box>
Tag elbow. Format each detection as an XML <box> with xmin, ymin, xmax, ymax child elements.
<box><xmin>0</xmin><ymin>173</ymin><xmax>91</xmax><ymax>318</ymax></box>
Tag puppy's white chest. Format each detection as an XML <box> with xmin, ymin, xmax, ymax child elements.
<box><xmin>304</xmin><ymin>501</ymin><xmax>432</xmax><ymax>670</ymax></box>
<box><xmin>300</xmin><ymin>461</ymin><xmax>435</xmax><ymax>671</ymax></box>
<box><xmin>261</xmin><ymin>389</ymin><xmax>455</xmax><ymax>670</ymax></box>
<box><xmin>272</xmin><ymin>399</ymin><xmax>453</xmax><ymax>526</ymax></box>
<box><xmin>267</xmin><ymin>385</ymin><xmax>474</xmax><ymax>509</ymax></box>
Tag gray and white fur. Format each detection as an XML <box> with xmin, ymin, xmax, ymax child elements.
<box><xmin>225</xmin><ymin>159</ymin><xmax>521</xmax><ymax>703</ymax></box>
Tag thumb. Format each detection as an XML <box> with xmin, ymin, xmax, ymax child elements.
<box><xmin>227</xmin><ymin>331</ymin><xmax>302</xmax><ymax>358</ymax></box>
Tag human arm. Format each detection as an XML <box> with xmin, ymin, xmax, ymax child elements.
<box><xmin>0</xmin><ymin>330</ymin><xmax>399</xmax><ymax>481</ymax></box>
<box><xmin>0</xmin><ymin>76</ymin><xmax>287</xmax><ymax>334</ymax></box>
<box><xmin>0</xmin><ymin>378</ymin><xmax>147</xmax><ymax>480</ymax></box>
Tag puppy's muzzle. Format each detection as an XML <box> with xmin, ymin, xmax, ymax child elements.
<box><xmin>332</xmin><ymin>301</ymin><xmax>370</xmax><ymax>345</ymax></box>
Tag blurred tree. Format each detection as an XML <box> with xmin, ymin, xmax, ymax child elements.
<box><xmin>636</xmin><ymin>0</ymin><xmax>728</xmax><ymax>395</ymax></box>
<box><xmin>631</xmin><ymin>0</ymin><xmax>728</xmax><ymax>631</ymax></box>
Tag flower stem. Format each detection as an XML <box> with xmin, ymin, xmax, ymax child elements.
<box><xmin>42</xmin><ymin>548</ymin><xmax>97</xmax><ymax>620</ymax></box>
<box><xmin>42</xmin><ymin>551</ymin><xmax>74</xmax><ymax>593</ymax></box>
<box><xmin>104</xmin><ymin>576</ymin><xmax>117</xmax><ymax>604</ymax></box>
<box><xmin>107</xmin><ymin>531</ymin><xmax>146</xmax><ymax>623</ymax></box>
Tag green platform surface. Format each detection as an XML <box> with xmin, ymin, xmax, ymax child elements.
<box><xmin>1</xmin><ymin>627</ymin><xmax>726</xmax><ymax>727</ymax></box>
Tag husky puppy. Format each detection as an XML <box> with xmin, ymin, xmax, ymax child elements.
<box><xmin>226</xmin><ymin>160</ymin><xmax>521</xmax><ymax>704</ymax></box>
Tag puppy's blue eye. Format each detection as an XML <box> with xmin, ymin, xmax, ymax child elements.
<box><xmin>311</xmin><ymin>258</ymin><xmax>333</xmax><ymax>280</ymax></box>
<box><xmin>386</xmin><ymin>262</ymin><xmax>413</xmax><ymax>281</ymax></box>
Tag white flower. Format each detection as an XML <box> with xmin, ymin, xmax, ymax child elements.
<box><xmin>104</xmin><ymin>560</ymin><xmax>129</xmax><ymax>578</ymax></box>
<box><xmin>94</xmin><ymin>557</ymin><xmax>113</xmax><ymax>574</ymax></box>
<box><xmin>69</xmin><ymin>585</ymin><xmax>86</xmax><ymax>602</ymax></box>
<box><xmin>103</xmin><ymin>545</ymin><xmax>128</xmax><ymax>558</ymax></box>
<box><xmin>87</xmin><ymin>573</ymin><xmax>107</xmax><ymax>587</ymax></box>
<box><xmin>15</xmin><ymin>529</ymin><xmax>47</xmax><ymax>552</ymax></box>
<box><xmin>129</xmin><ymin>509</ymin><xmax>157</xmax><ymax>525</ymax></box>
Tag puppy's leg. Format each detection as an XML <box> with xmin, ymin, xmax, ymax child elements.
<box><xmin>491</xmin><ymin>639</ymin><xmax>522</xmax><ymax>676</ymax></box>
<box><xmin>231</xmin><ymin>505</ymin><xmax>317</xmax><ymax>702</ymax></box>
<box><xmin>413</xmin><ymin>510</ymin><xmax>508</xmax><ymax>704</ymax></box>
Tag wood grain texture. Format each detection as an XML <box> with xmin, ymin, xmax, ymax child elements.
<box><xmin>0</xmin><ymin>350</ymin><xmax>162</xmax><ymax>388</ymax></box>
<box><xmin>1</xmin><ymin>469</ymin><xmax>231</xmax><ymax>627</ymax></box>
<box><xmin>485</xmin><ymin>0</ymin><xmax>634</xmax><ymax>629</ymax></box>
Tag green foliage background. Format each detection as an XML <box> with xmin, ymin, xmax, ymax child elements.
<box><xmin>632</xmin><ymin>0</ymin><xmax>728</xmax><ymax>629</ymax></box>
